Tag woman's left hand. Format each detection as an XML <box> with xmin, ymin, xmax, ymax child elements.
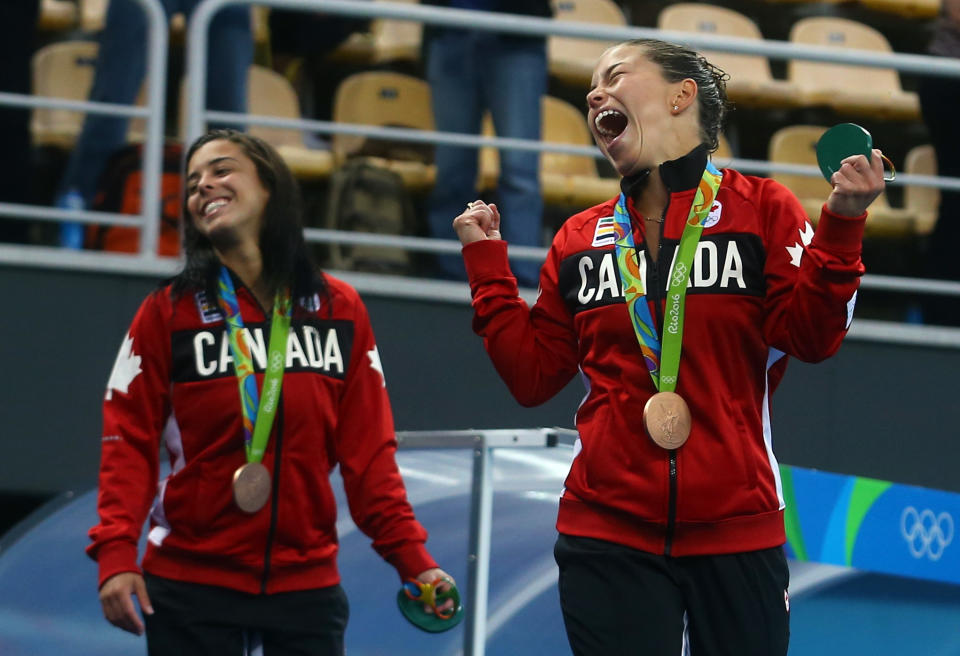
<box><xmin>415</xmin><ymin>567</ymin><xmax>457</xmax><ymax>615</ymax></box>
<box><xmin>825</xmin><ymin>148</ymin><xmax>886</xmax><ymax>218</ymax></box>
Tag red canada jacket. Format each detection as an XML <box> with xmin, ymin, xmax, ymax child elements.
<box><xmin>88</xmin><ymin>272</ymin><xmax>436</xmax><ymax>593</ymax></box>
<box><xmin>463</xmin><ymin>147</ymin><xmax>866</xmax><ymax>557</ymax></box>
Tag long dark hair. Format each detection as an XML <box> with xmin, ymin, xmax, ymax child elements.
<box><xmin>619</xmin><ymin>39</ymin><xmax>730</xmax><ymax>153</ymax></box>
<box><xmin>170</xmin><ymin>129</ymin><xmax>325</xmax><ymax>307</ymax></box>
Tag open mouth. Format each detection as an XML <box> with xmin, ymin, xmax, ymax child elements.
<box><xmin>202</xmin><ymin>198</ymin><xmax>229</xmax><ymax>217</ymax></box>
<box><xmin>594</xmin><ymin>109</ymin><xmax>628</xmax><ymax>144</ymax></box>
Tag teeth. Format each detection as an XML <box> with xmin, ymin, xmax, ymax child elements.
<box><xmin>204</xmin><ymin>199</ymin><xmax>227</xmax><ymax>216</ymax></box>
<box><xmin>595</xmin><ymin>110</ymin><xmax>625</xmax><ymax>137</ymax></box>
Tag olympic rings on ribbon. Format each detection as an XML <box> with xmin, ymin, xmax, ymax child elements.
<box><xmin>900</xmin><ymin>506</ymin><xmax>954</xmax><ymax>561</ymax></box>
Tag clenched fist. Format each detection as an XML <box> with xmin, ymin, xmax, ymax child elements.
<box><xmin>453</xmin><ymin>200</ymin><xmax>502</xmax><ymax>245</ymax></box>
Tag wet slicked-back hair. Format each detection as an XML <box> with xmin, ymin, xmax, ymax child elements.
<box><xmin>172</xmin><ymin>129</ymin><xmax>325</xmax><ymax>306</ymax></box>
<box><xmin>615</xmin><ymin>39</ymin><xmax>730</xmax><ymax>153</ymax></box>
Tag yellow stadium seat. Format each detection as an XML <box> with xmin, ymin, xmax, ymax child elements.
<box><xmin>478</xmin><ymin>96</ymin><xmax>619</xmax><ymax>208</ymax></box>
<box><xmin>79</xmin><ymin>0</ymin><xmax>106</xmax><ymax>33</ymax></box>
<box><xmin>328</xmin><ymin>0</ymin><xmax>423</xmax><ymax>66</ymax></box>
<box><xmin>31</xmin><ymin>41</ymin><xmax>99</xmax><ymax>148</ymax></box>
<box><xmin>31</xmin><ymin>41</ymin><xmax>145</xmax><ymax>149</ymax></box>
<box><xmin>657</xmin><ymin>4</ymin><xmax>802</xmax><ymax>109</ymax></box>
<box><xmin>548</xmin><ymin>0</ymin><xmax>627</xmax><ymax>88</ymax></box>
<box><xmin>38</xmin><ymin>0</ymin><xmax>78</xmax><ymax>31</ymax></box>
<box><xmin>245</xmin><ymin>66</ymin><xmax>334</xmax><ymax>180</ymax></box>
<box><xmin>904</xmin><ymin>144</ymin><xmax>939</xmax><ymax>236</ymax></box>
<box><xmin>787</xmin><ymin>17</ymin><xmax>920</xmax><ymax>121</ymax></box>
<box><xmin>177</xmin><ymin>65</ymin><xmax>334</xmax><ymax>180</ymax></box>
<box><xmin>768</xmin><ymin>124</ymin><xmax>916</xmax><ymax>237</ymax></box>
<box><xmin>331</xmin><ymin>71</ymin><xmax>436</xmax><ymax>191</ymax></box>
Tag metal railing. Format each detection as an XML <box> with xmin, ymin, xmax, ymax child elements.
<box><xmin>0</xmin><ymin>0</ymin><xmax>169</xmax><ymax>257</ymax></box>
<box><xmin>395</xmin><ymin>427</ymin><xmax>574</xmax><ymax>656</ymax></box>
<box><xmin>1</xmin><ymin>0</ymin><xmax>960</xmax><ymax>336</ymax></box>
<box><xmin>186</xmin><ymin>0</ymin><xmax>960</xmax><ymax>194</ymax></box>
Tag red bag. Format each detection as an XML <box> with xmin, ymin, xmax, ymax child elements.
<box><xmin>87</xmin><ymin>142</ymin><xmax>183</xmax><ymax>256</ymax></box>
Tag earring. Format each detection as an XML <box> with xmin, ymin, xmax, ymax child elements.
<box><xmin>673</xmin><ymin>104</ymin><xmax>679</xmax><ymax>111</ymax></box>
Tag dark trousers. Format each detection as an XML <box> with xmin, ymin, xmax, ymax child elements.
<box><xmin>554</xmin><ymin>534</ymin><xmax>790</xmax><ymax>656</ymax></box>
<box><xmin>144</xmin><ymin>574</ymin><xmax>349</xmax><ymax>656</ymax></box>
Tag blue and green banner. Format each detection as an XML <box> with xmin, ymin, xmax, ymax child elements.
<box><xmin>781</xmin><ymin>465</ymin><xmax>958</xmax><ymax>585</ymax></box>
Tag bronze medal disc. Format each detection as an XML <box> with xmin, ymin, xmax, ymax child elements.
<box><xmin>643</xmin><ymin>391</ymin><xmax>692</xmax><ymax>450</ymax></box>
<box><xmin>232</xmin><ymin>462</ymin><xmax>271</xmax><ymax>513</ymax></box>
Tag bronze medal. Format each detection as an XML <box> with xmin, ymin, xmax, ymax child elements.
<box><xmin>643</xmin><ymin>391</ymin><xmax>692</xmax><ymax>450</ymax></box>
<box><xmin>232</xmin><ymin>462</ymin><xmax>271</xmax><ymax>513</ymax></box>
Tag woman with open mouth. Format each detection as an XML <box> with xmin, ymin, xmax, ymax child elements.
<box><xmin>453</xmin><ymin>38</ymin><xmax>885</xmax><ymax>655</ymax></box>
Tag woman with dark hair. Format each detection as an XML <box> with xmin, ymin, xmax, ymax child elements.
<box><xmin>89</xmin><ymin>129</ymin><xmax>454</xmax><ymax>654</ymax></box>
<box><xmin>453</xmin><ymin>39</ymin><xmax>885</xmax><ymax>654</ymax></box>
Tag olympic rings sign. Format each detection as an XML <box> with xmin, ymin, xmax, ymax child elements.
<box><xmin>900</xmin><ymin>506</ymin><xmax>954</xmax><ymax>561</ymax></box>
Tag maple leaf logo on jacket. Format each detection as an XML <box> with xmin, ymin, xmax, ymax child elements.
<box><xmin>106</xmin><ymin>333</ymin><xmax>142</xmax><ymax>400</ymax></box>
<box><xmin>786</xmin><ymin>221</ymin><xmax>815</xmax><ymax>268</ymax></box>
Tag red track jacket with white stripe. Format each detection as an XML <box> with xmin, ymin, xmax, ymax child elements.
<box><xmin>88</xmin><ymin>272</ymin><xmax>436</xmax><ymax>593</ymax></box>
<box><xmin>463</xmin><ymin>146</ymin><xmax>866</xmax><ymax>557</ymax></box>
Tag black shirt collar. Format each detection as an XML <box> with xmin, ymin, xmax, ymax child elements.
<box><xmin>619</xmin><ymin>143</ymin><xmax>711</xmax><ymax>198</ymax></box>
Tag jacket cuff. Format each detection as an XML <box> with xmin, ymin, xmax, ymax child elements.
<box><xmin>813</xmin><ymin>205</ymin><xmax>866</xmax><ymax>254</ymax></box>
<box><xmin>388</xmin><ymin>543</ymin><xmax>439</xmax><ymax>582</ymax></box>
<box><xmin>93</xmin><ymin>540</ymin><xmax>141</xmax><ymax>589</ymax></box>
<box><xmin>463</xmin><ymin>240</ymin><xmax>512</xmax><ymax>282</ymax></box>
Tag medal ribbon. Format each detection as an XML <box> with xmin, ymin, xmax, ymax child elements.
<box><xmin>217</xmin><ymin>266</ymin><xmax>292</xmax><ymax>463</ymax></box>
<box><xmin>613</xmin><ymin>163</ymin><xmax>722</xmax><ymax>392</ymax></box>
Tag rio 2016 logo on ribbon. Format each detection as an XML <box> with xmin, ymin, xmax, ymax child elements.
<box><xmin>900</xmin><ymin>506</ymin><xmax>954</xmax><ymax>561</ymax></box>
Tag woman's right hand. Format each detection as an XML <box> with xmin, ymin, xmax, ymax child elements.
<box><xmin>99</xmin><ymin>571</ymin><xmax>154</xmax><ymax>635</ymax></box>
<box><xmin>452</xmin><ymin>200</ymin><xmax>501</xmax><ymax>246</ymax></box>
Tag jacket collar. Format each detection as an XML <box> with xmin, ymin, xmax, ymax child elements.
<box><xmin>619</xmin><ymin>143</ymin><xmax>711</xmax><ymax>198</ymax></box>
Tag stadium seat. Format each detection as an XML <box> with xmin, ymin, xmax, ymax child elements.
<box><xmin>904</xmin><ymin>144</ymin><xmax>939</xmax><ymax>236</ymax></box>
<box><xmin>657</xmin><ymin>4</ymin><xmax>802</xmax><ymax>109</ymax></box>
<box><xmin>768</xmin><ymin>125</ymin><xmax>916</xmax><ymax>237</ymax></box>
<box><xmin>331</xmin><ymin>71</ymin><xmax>436</xmax><ymax>191</ymax></box>
<box><xmin>548</xmin><ymin>0</ymin><xmax>627</xmax><ymax>89</ymax></box>
<box><xmin>30</xmin><ymin>40</ymin><xmax>144</xmax><ymax>150</ymax></box>
<box><xmin>38</xmin><ymin>0</ymin><xmax>77</xmax><ymax>31</ymax></box>
<box><xmin>31</xmin><ymin>41</ymin><xmax>99</xmax><ymax>149</ymax></box>
<box><xmin>245</xmin><ymin>66</ymin><xmax>335</xmax><ymax>180</ymax></box>
<box><xmin>477</xmin><ymin>96</ymin><xmax>619</xmax><ymax>208</ymax></box>
<box><xmin>79</xmin><ymin>0</ymin><xmax>106</xmax><ymax>33</ymax></box>
<box><xmin>329</xmin><ymin>0</ymin><xmax>423</xmax><ymax>66</ymax></box>
<box><xmin>786</xmin><ymin>17</ymin><xmax>921</xmax><ymax>121</ymax></box>
<box><xmin>177</xmin><ymin>65</ymin><xmax>334</xmax><ymax>180</ymax></box>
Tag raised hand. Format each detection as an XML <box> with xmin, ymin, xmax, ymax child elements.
<box><xmin>826</xmin><ymin>148</ymin><xmax>886</xmax><ymax>218</ymax></box>
<box><xmin>452</xmin><ymin>200</ymin><xmax>501</xmax><ymax>245</ymax></box>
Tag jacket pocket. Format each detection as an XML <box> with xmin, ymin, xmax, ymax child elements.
<box><xmin>161</xmin><ymin>462</ymin><xmax>223</xmax><ymax>539</ymax></box>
